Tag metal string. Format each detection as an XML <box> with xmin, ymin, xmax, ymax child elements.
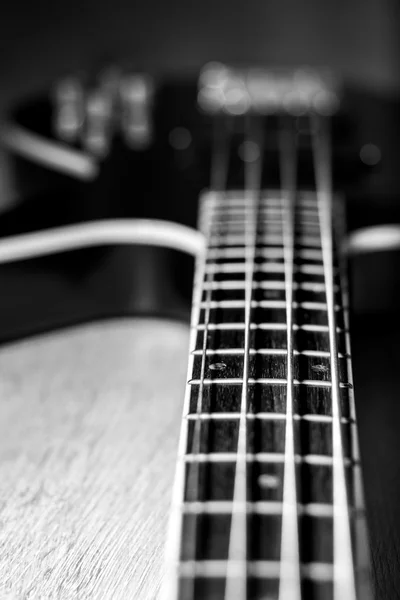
<box><xmin>185</xmin><ymin>115</ymin><xmax>231</xmax><ymax>599</ymax></box>
<box><xmin>311</xmin><ymin>113</ymin><xmax>357</xmax><ymax>600</ymax></box>
<box><xmin>224</xmin><ymin>115</ymin><xmax>264</xmax><ymax>600</ymax></box>
<box><xmin>160</xmin><ymin>116</ymin><xmax>230</xmax><ymax>600</ymax></box>
<box><xmin>278</xmin><ymin>116</ymin><xmax>302</xmax><ymax>600</ymax></box>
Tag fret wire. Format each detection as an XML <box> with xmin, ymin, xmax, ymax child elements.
<box><xmin>278</xmin><ymin>117</ymin><xmax>301</xmax><ymax>600</ymax></box>
<box><xmin>194</xmin><ymin>348</ymin><xmax>290</xmax><ymax>355</ymax></box>
<box><xmin>224</xmin><ymin>116</ymin><xmax>262</xmax><ymax>600</ymax></box>
<box><xmin>209</xmin><ymin>232</ymin><xmax>322</xmax><ymax>241</ymax></box>
<box><xmin>179</xmin><ymin>560</ymin><xmax>335</xmax><ymax>580</ymax></box>
<box><xmin>208</xmin><ymin>205</ymin><xmax>283</xmax><ymax>214</ymax></box>
<box><xmin>204</xmin><ymin>262</ymin><xmax>331</xmax><ymax>274</ymax></box>
<box><xmin>191</xmin><ymin>349</ymin><xmax>348</xmax><ymax>358</ymax></box>
<box><xmin>188</xmin><ymin>378</ymin><xmax>352</xmax><ymax>388</ymax></box>
<box><xmin>208</xmin><ymin>246</ymin><xmax>285</xmax><ymax>259</ymax></box>
<box><xmin>209</xmin><ymin>237</ymin><xmax>323</xmax><ymax>249</ymax></box>
<box><xmin>201</xmin><ymin>280</ymin><xmax>336</xmax><ymax>292</ymax></box>
<box><xmin>208</xmin><ymin>210</ymin><xmax>278</xmax><ymax>219</ymax></box>
<box><xmin>198</xmin><ymin>299</ymin><xmax>288</xmax><ymax>308</ymax></box>
<box><xmin>209</xmin><ymin>233</ymin><xmax>285</xmax><ymax>245</ymax></box>
<box><xmin>209</xmin><ymin>211</ymin><xmax>319</xmax><ymax>222</ymax></box>
<box><xmin>209</xmin><ymin>221</ymin><xmax>321</xmax><ymax>231</ymax></box>
<box><xmin>196</xmin><ymin>299</ymin><xmax>339</xmax><ymax>310</ymax></box>
<box><xmin>202</xmin><ymin>280</ymin><xmax>286</xmax><ymax>290</ymax></box>
<box><xmin>182</xmin><ymin>501</ymin><xmax>363</xmax><ymax>518</ymax></box>
<box><xmin>183</xmin><ymin>452</ymin><xmax>358</xmax><ymax>466</ymax></box>
<box><xmin>204</xmin><ymin>192</ymin><xmax>319</xmax><ymax>210</ymax></box>
<box><xmin>185</xmin><ymin>413</ymin><xmax>351</xmax><ymax>423</ymax></box>
<box><xmin>312</xmin><ymin>114</ymin><xmax>357</xmax><ymax>600</ymax></box>
<box><xmin>207</xmin><ymin>247</ymin><xmax>324</xmax><ymax>261</ymax></box>
<box><xmin>192</xmin><ymin>321</ymin><xmax>348</xmax><ymax>334</ymax></box>
<box><xmin>205</xmin><ymin>262</ymin><xmax>285</xmax><ymax>273</ymax></box>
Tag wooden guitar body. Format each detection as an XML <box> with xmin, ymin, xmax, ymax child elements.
<box><xmin>0</xmin><ymin>318</ymin><xmax>189</xmax><ymax>599</ymax></box>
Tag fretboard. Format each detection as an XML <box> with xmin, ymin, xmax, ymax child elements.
<box><xmin>162</xmin><ymin>117</ymin><xmax>372</xmax><ymax>600</ymax></box>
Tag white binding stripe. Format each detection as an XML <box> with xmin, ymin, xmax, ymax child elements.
<box><xmin>0</xmin><ymin>219</ymin><xmax>205</xmax><ymax>264</ymax></box>
<box><xmin>345</xmin><ymin>224</ymin><xmax>400</xmax><ymax>255</ymax></box>
<box><xmin>0</xmin><ymin>122</ymin><xmax>98</xmax><ymax>181</ymax></box>
<box><xmin>224</xmin><ymin>130</ymin><xmax>261</xmax><ymax>600</ymax></box>
<box><xmin>278</xmin><ymin>122</ymin><xmax>301</xmax><ymax>600</ymax></box>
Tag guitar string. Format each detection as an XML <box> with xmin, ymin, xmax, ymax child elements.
<box><xmin>278</xmin><ymin>115</ymin><xmax>302</xmax><ymax>600</ymax></box>
<box><xmin>185</xmin><ymin>115</ymin><xmax>231</xmax><ymax>600</ymax></box>
<box><xmin>159</xmin><ymin>120</ymin><xmax>228</xmax><ymax>599</ymax></box>
<box><xmin>160</xmin><ymin>240</ymin><xmax>209</xmax><ymax>598</ymax></box>
<box><xmin>224</xmin><ymin>114</ymin><xmax>263</xmax><ymax>600</ymax></box>
<box><xmin>311</xmin><ymin>113</ymin><xmax>357</xmax><ymax>600</ymax></box>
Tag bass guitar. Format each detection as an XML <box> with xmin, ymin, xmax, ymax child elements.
<box><xmin>0</xmin><ymin>60</ymin><xmax>399</xmax><ymax>600</ymax></box>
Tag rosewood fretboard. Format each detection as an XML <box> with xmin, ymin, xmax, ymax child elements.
<box><xmin>162</xmin><ymin>109</ymin><xmax>372</xmax><ymax>600</ymax></box>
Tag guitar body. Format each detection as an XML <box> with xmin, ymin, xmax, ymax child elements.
<box><xmin>0</xmin><ymin>318</ymin><xmax>189</xmax><ymax>599</ymax></box>
<box><xmin>0</xmin><ymin>62</ymin><xmax>399</xmax><ymax>600</ymax></box>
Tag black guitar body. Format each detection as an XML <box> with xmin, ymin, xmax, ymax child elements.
<box><xmin>3</xmin><ymin>80</ymin><xmax>400</xmax><ymax>330</ymax></box>
<box><xmin>1</xmin><ymin>75</ymin><xmax>400</xmax><ymax>598</ymax></box>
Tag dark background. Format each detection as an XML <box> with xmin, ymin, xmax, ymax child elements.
<box><xmin>0</xmin><ymin>0</ymin><xmax>399</xmax><ymax>105</ymax></box>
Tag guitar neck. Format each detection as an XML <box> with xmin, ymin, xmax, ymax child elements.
<box><xmin>162</xmin><ymin>101</ymin><xmax>372</xmax><ymax>599</ymax></box>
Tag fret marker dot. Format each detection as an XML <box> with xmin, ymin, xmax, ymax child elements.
<box><xmin>360</xmin><ymin>143</ymin><xmax>381</xmax><ymax>166</ymax></box>
<box><xmin>258</xmin><ymin>474</ymin><xmax>280</xmax><ymax>489</ymax></box>
<box><xmin>311</xmin><ymin>364</ymin><xmax>329</xmax><ymax>374</ymax></box>
<box><xmin>169</xmin><ymin>127</ymin><xmax>192</xmax><ymax>150</ymax></box>
<box><xmin>209</xmin><ymin>362</ymin><xmax>227</xmax><ymax>371</ymax></box>
<box><xmin>263</xmin><ymin>289</ymin><xmax>282</xmax><ymax>299</ymax></box>
<box><xmin>238</xmin><ymin>140</ymin><xmax>260</xmax><ymax>163</ymax></box>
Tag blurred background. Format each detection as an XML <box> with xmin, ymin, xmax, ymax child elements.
<box><xmin>1</xmin><ymin>0</ymin><xmax>399</xmax><ymax>211</ymax></box>
<box><xmin>0</xmin><ymin>1</ymin><xmax>400</xmax><ymax>597</ymax></box>
<box><xmin>0</xmin><ymin>0</ymin><xmax>399</xmax><ymax>107</ymax></box>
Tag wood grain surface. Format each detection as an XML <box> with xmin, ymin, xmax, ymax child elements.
<box><xmin>0</xmin><ymin>318</ymin><xmax>189</xmax><ymax>600</ymax></box>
